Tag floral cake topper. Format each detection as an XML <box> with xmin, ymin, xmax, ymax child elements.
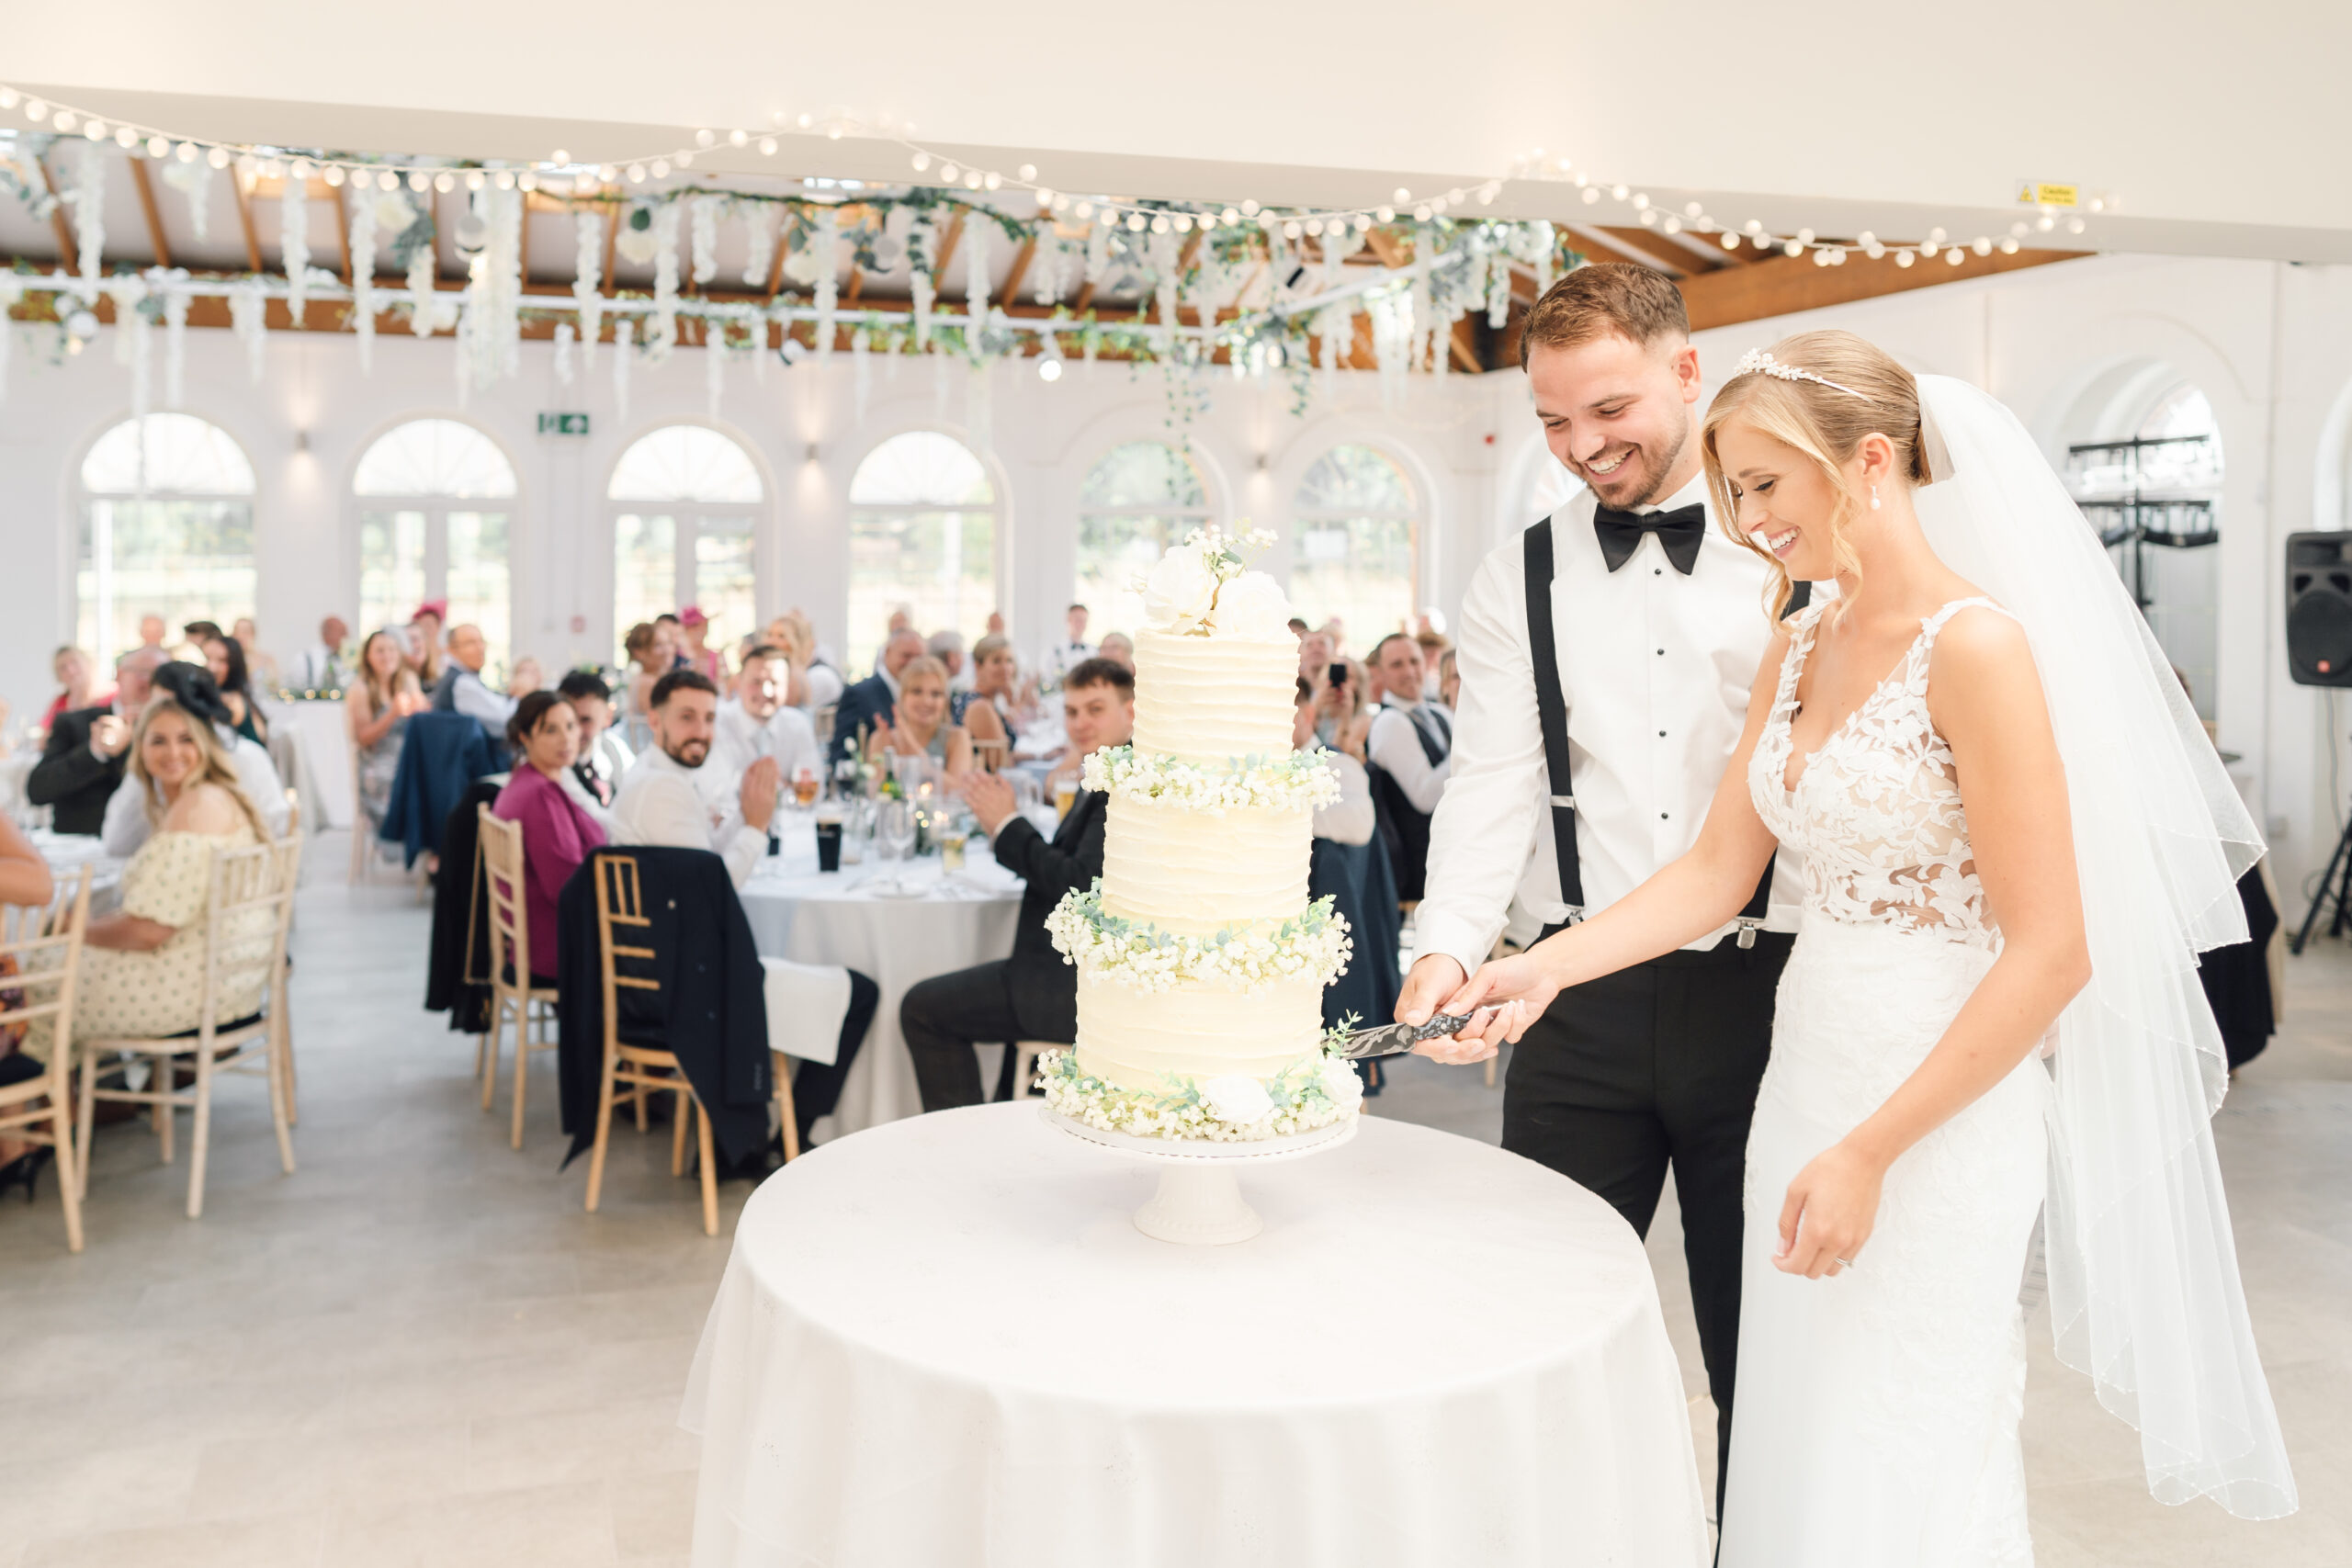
<box><xmin>1139</xmin><ymin>524</ymin><xmax>1292</xmax><ymax>639</ymax></box>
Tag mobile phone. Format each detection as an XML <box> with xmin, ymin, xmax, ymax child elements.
<box><xmin>1328</xmin><ymin>662</ymin><xmax>1349</xmax><ymax>686</ymax></box>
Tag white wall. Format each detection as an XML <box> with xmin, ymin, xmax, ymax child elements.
<box><xmin>9</xmin><ymin>253</ymin><xmax>2352</xmax><ymax>897</ymax></box>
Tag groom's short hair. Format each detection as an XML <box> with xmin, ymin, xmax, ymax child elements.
<box><xmin>1518</xmin><ymin>262</ymin><xmax>1689</xmax><ymax>367</ymax></box>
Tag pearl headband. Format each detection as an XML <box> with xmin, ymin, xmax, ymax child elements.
<box><xmin>1729</xmin><ymin>347</ymin><xmax>1870</xmax><ymax>400</ymax></box>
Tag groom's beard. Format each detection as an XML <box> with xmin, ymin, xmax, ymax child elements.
<box><xmin>1581</xmin><ymin>418</ymin><xmax>1691</xmax><ymax>510</ymax></box>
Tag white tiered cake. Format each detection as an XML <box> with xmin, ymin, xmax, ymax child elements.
<box><xmin>1042</xmin><ymin>528</ymin><xmax>1362</xmax><ymax>1142</ymax></box>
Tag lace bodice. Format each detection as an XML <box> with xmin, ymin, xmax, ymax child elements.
<box><xmin>1748</xmin><ymin>598</ymin><xmax>2009</xmax><ymax>948</ymax></box>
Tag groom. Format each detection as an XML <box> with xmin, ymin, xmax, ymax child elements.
<box><xmin>1397</xmin><ymin>263</ymin><xmax>1802</xmax><ymax>1507</ymax></box>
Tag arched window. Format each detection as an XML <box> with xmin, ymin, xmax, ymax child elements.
<box><xmin>847</xmin><ymin>431</ymin><xmax>997</xmax><ymax>671</ymax></box>
<box><xmin>2065</xmin><ymin>381</ymin><xmax>2222</xmax><ymax>719</ymax></box>
<box><xmin>1288</xmin><ymin>444</ymin><xmax>1419</xmax><ymax>653</ymax></box>
<box><xmin>77</xmin><ymin>413</ymin><xmax>256</xmax><ymax>663</ymax></box>
<box><xmin>355</xmin><ymin>418</ymin><xmax>519</xmax><ymax>678</ymax></box>
<box><xmin>608</xmin><ymin>424</ymin><xmax>764</xmax><ymax>659</ymax></box>
<box><xmin>1075</xmin><ymin>441</ymin><xmax>1211</xmax><ymax>635</ymax></box>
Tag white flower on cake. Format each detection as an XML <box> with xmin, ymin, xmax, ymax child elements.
<box><xmin>1209</xmin><ymin>570</ymin><xmax>1292</xmax><ymax>641</ymax></box>
<box><xmin>1142</xmin><ymin>547</ymin><xmax>1219</xmax><ymax>633</ymax></box>
<box><xmin>1200</xmin><ymin>1075</ymin><xmax>1275</xmax><ymax>1125</ymax></box>
<box><xmin>1318</xmin><ymin>1058</ymin><xmax>1366</xmax><ymax>1110</ymax></box>
<box><xmin>1136</xmin><ymin>524</ymin><xmax>1283</xmax><ymax>637</ymax></box>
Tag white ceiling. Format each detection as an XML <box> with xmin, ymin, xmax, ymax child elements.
<box><xmin>13</xmin><ymin>0</ymin><xmax>2348</xmax><ymax>261</ymax></box>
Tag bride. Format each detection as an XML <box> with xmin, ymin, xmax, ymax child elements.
<box><xmin>1423</xmin><ymin>331</ymin><xmax>2295</xmax><ymax>1562</ymax></box>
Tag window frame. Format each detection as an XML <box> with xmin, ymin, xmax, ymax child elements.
<box><xmin>604</xmin><ymin>422</ymin><xmax>771</xmax><ymax>660</ymax></box>
<box><xmin>1283</xmin><ymin>441</ymin><xmax>1426</xmax><ymax>650</ymax></box>
<box><xmin>843</xmin><ymin>426</ymin><xmax>1005</xmax><ymax>672</ymax></box>
<box><xmin>73</xmin><ymin>412</ymin><xmax>259</xmax><ymax>665</ymax></box>
<box><xmin>349</xmin><ymin>416</ymin><xmax>523</xmax><ymax>682</ymax></box>
<box><xmin>1073</xmin><ymin>439</ymin><xmax>1216</xmax><ymax>637</ymax></box>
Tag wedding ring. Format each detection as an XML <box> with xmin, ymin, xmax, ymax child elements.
<box><xmin>1834</xmin><ymin>1258</ymin><xmax>1853</xmax><ymax>1268</ymax></box>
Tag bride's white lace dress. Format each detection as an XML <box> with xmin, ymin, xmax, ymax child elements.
<box><xmin>1724</xmin><ymin>597</ymin><xmax>2048</xmax><ymax>1567</ymax></box>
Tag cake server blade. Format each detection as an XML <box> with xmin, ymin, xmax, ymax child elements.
<box><xmin>1334</xmin><ymin>1012</ymin><xmax>1482</xmax><ymax>1058</ymax></box>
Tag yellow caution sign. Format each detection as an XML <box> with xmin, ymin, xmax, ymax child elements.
<box><xmin>2015</xmin><ymin>182</ymin><xmax>2080</xmax><ymax>209</ymax></box>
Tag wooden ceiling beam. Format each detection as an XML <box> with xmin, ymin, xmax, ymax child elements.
<box><xmin>933</xmin><ymin>212</ymin><xmax>967</xmax><ymax>285</ymax></box>
<box><xmin>997</xmin><ymin>235</ymin><xmax>1037</xmax><ymax>306</ymax></box>
<box><xmin>1583</xmin><ymin>225</ymin><xmax>1709</xmax><ymax>275</ymax></box>
<box><xmin>1449</xmin><ymin>316</ymin><xmax>1483</xmax><ymax>374</ymax></box>
<box><xmin>1677</xmin><ymin>245</ymin><xmax>2084</xmax><ymax>332</ymax></box>
<box><xmin>328</xmin><ymin>180</ymin><xmax>354</xmax><ymax>285</ymax></box>
<box><xmin>230</xmin><ymin>168</ymin><xmax>266</xmax><ymax>273</ymax></box>
<box><xmin>1362</xmin><ymin>227</ymin><xmax>1408</xmax><ymax>269</ymax></box>
<box><xmin>35</xmin><ymin>152</ymin><xmax>77</xmax><ymax>273</ymax></box>
<box><xmin>128</xmin><ymin>156</ymin><xmax>173</xmax><ymax>269</ymax></box>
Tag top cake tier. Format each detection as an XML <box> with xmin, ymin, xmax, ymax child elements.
<box><xmin>1130</xmin><ymin>627</ymin><xmax>1300</xmax><ymax>764</ymax></box>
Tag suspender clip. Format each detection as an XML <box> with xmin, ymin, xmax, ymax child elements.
<box><xmin>1735</xmin><ymin>917</ymin><xmax>1761</xmax><ymax>950</ymax></box>
<box><xmin>1548</xmin><ymin>795</ymin><xmax>1576</xmax><ymax>809</ymax></box>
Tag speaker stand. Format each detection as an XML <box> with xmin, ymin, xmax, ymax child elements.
<box><xmin>2290</xmin><ymin>812</ymin><xmax>2352</xmax><ymax>955</ymax></box>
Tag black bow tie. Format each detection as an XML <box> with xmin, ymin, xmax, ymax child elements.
<box><xmin>1593</xmin><ymin>503</ymin><xmax>1707</xmax><ymax>575</ymax></box>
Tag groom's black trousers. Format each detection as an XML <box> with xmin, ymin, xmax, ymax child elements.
<box><xmin>1502</xmin><ymin>929</ymin><xmax>1791</xmax><ymax>1518</ymax></box>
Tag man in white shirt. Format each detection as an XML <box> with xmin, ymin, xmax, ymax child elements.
<box><xmin>1362</xmin><ymin>632</ymin><xmax>1453</xmax><ymax>900</ymax></box>
<box><xmin>293</xmin><ymin>615</ymin><xmax>348</xmax><ymax>692</ymax></box>
<box><xmin>713</xmin><ymin>647</ymin><xmax>823</xmax><ymax>787</ymax></box>
<box><xmin>1399</xmin><ymin>264</ymin><xmax>1803</xmax><ymax>1511</ymax></box>
<box><xmin>1041</xmin><ymin>603</ymin><xmax>1095</xmax><ymax>686</ymax></box>
<box><xmin>431</xmin><ymin>624</ymin><xmax>517</xmax><ymax>730</ymax></box>
<box><xmin>609</xmin><ymin>670</ymin><xmax>779</xmax><ymax>890</ymax></box>
<box><xmin>555</xmin><ymin>670</ymin><xmax>629</xmax><ymax>825</ymax></box>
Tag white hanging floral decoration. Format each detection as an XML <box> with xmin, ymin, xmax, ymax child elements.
<box><xmin>162</xmin><ymin>280</ymin><xmax>189</xmax><ymax>406</ymax></box>
<box><xmin>647</xmin><ymin>204</ymin><xmax>682</xmax><ymax>363</ymax></box>
<box><xmin>158</xmin><ymin>158</ymin><xmax>211</xmax><ymax>245</ymax></box>
<box><xmin>347</xmin><ymin>194</ymin><xmax>377</xmax><ymax>373</ymax></box>
<box><xmin>281</xmin><ymin>170</ymin><xmax>311</xmax><ymax>325</ymax></box>
<box><xmin>552</xmin><ymin>321</ymin><xmax>574</xmax><ymax>384</ymax></box>
<box><xmin>611</xmin><ymin>315</ymin><xmax>633</xmax><ymax>423</ymax></box>
<box><xmin>690</xmin><ymin>195</ymin><xmax>720</xmax><ymax>288</ymax></box>
<box><xmin>571</xmin><ymin>210</ymin><xmax>602</xmax><ymax>369</ymax></box>
<box><xmin>812</xmin><ymin>206</ymin><xmax>839</xmax><ymax>359</ymax></box>
<box><xmin>107</xmin><ymin>276</ymin><xmax>152</xmax><ymax>419</ymax></box>
<box><xmin>69</xmin><ymin>141</ymin><xmax>105</xmax><ymax>303</ymax></box>
<box><xmin>230</xmin><ymin>278</ymin><xmax>268</xmax><ymax>383</ymax></box>
<box><xmin>741</xmin><ymin>203</ymin><xmax>775</xmax><ymax>289</ymax></box>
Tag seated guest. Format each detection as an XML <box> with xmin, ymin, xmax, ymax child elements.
<box><xmin>430</xmin><ymin>624</ymin><xmax>517</xmax><ymax>729</ymax></box>
<box><xmin>103</xmin><ymin>664</ymin><xmax>289</xmax><ymax>856</ymax></box>
<box><xmin>0</xmin><ymin>815</ymin><xmax>57</xmax><ymax>1193</ymax></box>
<box><xmin>828</xmin><ymin>628</ymin><xmax>925</xmax><ymax>765</ymax></box>
<box><xmin>28</xmin><ymin>648</ymin><xmax>165</xmax><ymax>835</ymax></box>
<box><xmin>655</xmin><ymin>612</ymin><xmax>687</xmax><ymax>670</ymax></box>
<box><xmin>232</xmin><ymin>617</ymin><xmax>283</xmax><ymax>694</ymax></box>
<box><xmin>926</xmin><ymin>629</ymin><xmax>969</xmax><ymax>691</ymax></box>
<box><xmin>507</xmin><ymin>655</ymin><xmax>544</xmax><ymax>698</ymax></box>
<box><xmin>960</xmin><ymin>634</ymin><xmax>1028</xmax><ymax>765</ymax></box>
<box><xmin>765</xmin><ymin>612</ymin><xmax>843</xmax><ymax>716</ymax></box>
<box><xmin>715</xmin><ymin>648</ymin><xmax>823</xmax><ymax>786</ymax></box>
<box><xmin>134</xmin><ymin>615</ymin><xmax>168</xmax><ymax>656</ymax></box>
<box><xmin>182</xmin><ymin>620</ymin><xmax>225</xmax><ymax>655</ymax></box>
<box><xmin>865</xmin><ymin>655</ymin><xmax>972</xmax><ymax>777</ymax></box>
<box><xmin>1414</xmin><ymin>626</ymin><xmax>1451</xmax><ymax>701</ymax></box>
<box><xmin>410</xmin><ymin>602</ymin><xmax>448</xmax><ymax>689</ymax></box>
<box><xmin>609</xmin><ymin>671</ymin><xmax>778</xmax><ymax>891</ymax></box>
<box><xmin>1096</xmin><ymin>631</ymin><xmax>1135</xmax><ymax>671</ymax></box>
<box><xmin>347</xmin><ymin>629</ymin><xmax>425</xmax><ymax>837</ymax></box>
<box><xmin>899</xmin><ymin>658</ymin><xmax>1134</xmax><ymax>1111</ymax></box>
<box><xmin>557</xmin><ymin>670</ymin><xmax>630</xmax><ymax>814</ymax></box>
<box><xmin>23</xmin><ymin>694</ymin><xmax>276</xmax><ymax>1066</ymax></box>
<box><xmin>39</xmin><ymin>645</ymin><xmax>109</xmax><ymax>737</ymax></box>
<box><xmin>492</xmin><ymin>693</ymin><xmax>606</xmax><ymax>981</ymax></box>
<box><xmin>621</xmin><ymin>620</ymin><xmax>673</xmax><ymax>746</ymax></box>
<box><xmin>1438</xmin><ymin>649</ymin><xmax>1459</xmax><ymax>711</ymax></box>
<box><xmin>201</xmin><ymin>634</ymin><xmax>269</xmax><ymax>744</ymax></box>
<box><xmin>294</xmin><ymin>615</ymin><xmax>349</xmax><ymax>692</ymax></box>
<box><xmin>1362</xmin><ymin>632</ymin><xmax>1453</xmax><ymax>901</ymax></box>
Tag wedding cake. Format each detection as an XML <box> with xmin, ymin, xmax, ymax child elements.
<box><xmin>1042</xmin><ymin>527</ymin><xmax>1363</xmax><ymax>1142</ymax></box>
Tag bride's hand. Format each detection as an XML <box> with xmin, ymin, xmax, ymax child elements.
<box><xmin>1412</xmin><ymin>953</ymin><xmax>1562</xmax><ymax>1064</ymax></box>
<box><xmin>1774</xmin><ymin>1142</ymin><xmax>1886</xmax><ymax>1280</ymax></box>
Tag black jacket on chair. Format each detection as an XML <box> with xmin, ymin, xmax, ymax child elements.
<box><xmin>424</xmin><ymin>779</ymin><xmax>506</xmax><ymax>1036</ymax></box>
<box><xmin>554</xmin><ymin>845</ymin><xmax>773</xmax><ymax>1168</ymax></box>
<box><xmin>988</xmin><ymin>788</ymin><xmax>1108</xmax><ymax>1043</ymax></box>
<box><xmin>27</xmin><ymin>705</ymin><xmax>126</xmax><ymax>836</ymax></box>
<box><xmin>826</xmin><ymin>672</ymin><xmax>894</xmax><ymax>766</ymax></box>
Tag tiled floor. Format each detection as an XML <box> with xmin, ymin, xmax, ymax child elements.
<box><xmin>4</xmin><ymin>833</ymin><xmax>2346</xmax><ymax>1564</ymax></box>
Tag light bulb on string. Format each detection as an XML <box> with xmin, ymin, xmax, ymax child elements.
<box><xmin>1895</xmin><ymin>249</ymin><xmax>1916</xmax><ymax>268</ymax></box>
<box><xmin>175</xmin><ymin>141</ymin><xmax>198</xmax><ymax>163</ymax></box>
<box><xmin>464</xmin><ymin>169</ymin><xmax>484</xmax><ymax>191</ymax></box>
<box><xmin>323</xmin><ymin>165</ymin><xmax>345</xmax><ymax>187</ymax></box>
<box><xmin>0</xmin><ymin>88</ymin><xmax>15</xmax><ymax>109</ymax></box>
<box><xmin>911</xmin><ymin>152</ymin><xmax>930</xmax><ymax>172</ymax></box>
<box><xmin>1375</xmin><ymin>205</ymin><xmax>1395</xmax><ymax>222</ymax></box>
<box><xmin>650</xmin><ymin>158</ymin><xmax>670</xmax><ymax>178</ymax></box>
<box><xmin>938</xmin><ymin>162</ymin><xmax>959</xmax><ymax>183</ymax></box>
<box><xmin>24</xmin><ymin>99</ymin><xmax>47</xmax><ymax>123</ymax></box>
<box><xmin>115</xmin><ymin>126</ymin><xmax>138</xmax><ymax>148</ymax></box>
<box><xmin>493</xmin><ymin>170</ymin><xmax>515</xmax><ymax>190</ymax></box>
<box><xmin>1017</xmin><ymin>164</ymin><xmax>1036</xmax><ymax>182</ymax></box>
<box><xmin>758</xmin><ymin>137</ymin><xmax>777</xmax><ymax>155</ymax></box>
<box><xmin>435</xmin><ymin>172</ymin><xmax>457</xmax><ymax>194</ymax></box>
<box><xmin>144</xmin><ymin>135</ymin><xmax>168</xmax><ymax>158</ymax></box>
<box><xmin>728</xmin><ymin>129</ymin><xmax>747</xmax><ymax>147</ymax></box>
<box><xmin>1721</xmin><ymin>232</ymin><xmax>1739</xmax><ymax>251</ymax></box>
<box><xmin>1580</xmin><ymin>187</ymin><xmax>1600</xmax><ymax>204</ymax></box>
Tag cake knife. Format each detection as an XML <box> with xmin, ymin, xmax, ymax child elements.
<box><xmin>1332</xmin><ymin>1011</ymin><xmax>1492</xmax><ymax>1059</ymax></box>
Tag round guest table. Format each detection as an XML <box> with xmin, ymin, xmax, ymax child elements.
<box><xmin>680</xmin><ymin>1102</ymin><xmax>1709</xmax><ymax>1568</ymax></box>
<box><xmin>736</xmin><ymin>819</ymin><xmax>1023</xmax><ymax>1139</ymax></box>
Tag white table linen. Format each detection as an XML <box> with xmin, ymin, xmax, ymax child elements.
<box><xmin>273</xmin><ymin>700</ymin><xmax>354</xmax><ymax>831</ymax></box>
<box><xmin>759</xmin><ymin>958</ymin><xmax>850</xmax><ymax>1066</ymax></box>
<box><xmin>736</xmin><ymin>820</ymin><xmax>1022</xmax><ymax>1137</ymax></box>
<box><xmin>682</xmin><ymin>1103</ymin><xmax>1708</xmax><ymax>1568</ymax></box>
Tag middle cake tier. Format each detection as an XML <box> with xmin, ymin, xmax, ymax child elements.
<box><xmin>1098</xmin><ymin>797</ymin><xmax>1310</xmax><ymax>934</ymax></box>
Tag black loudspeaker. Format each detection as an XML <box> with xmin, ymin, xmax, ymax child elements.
<box><xmin>2286</xmin><ymin>532</ymin><xmax>2352</xmax><ymax>686</ymax></box>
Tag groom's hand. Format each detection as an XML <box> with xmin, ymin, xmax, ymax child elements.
<box><xmin>1396</xmin><ymin>953</ymin><xmax>1465</xmax><ymax>1028</ymax></box>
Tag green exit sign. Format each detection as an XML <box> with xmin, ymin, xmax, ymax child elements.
<box><xmin>538</xmin><ymin>412</ymin><xmax>591</xmax><ymax>436</ymax></box>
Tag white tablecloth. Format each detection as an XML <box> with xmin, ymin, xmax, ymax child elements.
<box><xmin>737</xmin><ymin>820</ymin><xmax>1022</xmax><ymax>1139</ymax></box>
<box><xmin>274</xmin><ymin>701</ymin><xmax>353</xmax><ymax>831</ymax></box>
<box><xmin>31</xmin><ymin>829</ymin><xmax>126</xmax><ymax>912</ymax></box>
<box><xmin>681</xmin><ymin>1104</ymin><xmax>1708</xmax><ymax>1568</ymax></box>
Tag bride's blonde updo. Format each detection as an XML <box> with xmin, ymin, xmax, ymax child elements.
<box><xmin>1701</xmin><ymin>330</ymin><xmax>1929</xmax><ymax>621</ymax></box>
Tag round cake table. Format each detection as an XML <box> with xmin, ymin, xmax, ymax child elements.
<box><xmin>680</xmin><ymin>1102</ymin><xmax>1709</xmax><ymax>1567</ymax></box>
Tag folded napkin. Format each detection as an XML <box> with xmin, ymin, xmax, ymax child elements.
<box><xmin>760</xmin><ymin>957</ymin><xmax>852</xmax><ymax>1066</ymax></box>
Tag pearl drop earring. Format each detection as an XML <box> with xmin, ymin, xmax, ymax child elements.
<box><xmin>1870</xmin><ymin>483</ymin><xmax>1883</xmax><ymax>511</ymax></box>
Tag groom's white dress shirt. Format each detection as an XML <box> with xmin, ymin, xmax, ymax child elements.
<box><xmin>1412</xmin><ymin>470</ymin><xmax>1804</xmax><ymax>980</ymax></box>
<box><xmin>609</xmin><ymin>744</ymin><xmax>766</xmax><ymax>891</ymax></box>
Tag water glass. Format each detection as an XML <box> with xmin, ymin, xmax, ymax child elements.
<box><xmin>876</xmin><ymin>798</ymin><xmax>917</xmax><ymax>863</ymax></box>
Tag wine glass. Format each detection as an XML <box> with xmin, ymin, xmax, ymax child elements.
<box><xmin>876</xmin><ymin>798</ymin><xmax>916</xmax><ymax>865</ymax></box>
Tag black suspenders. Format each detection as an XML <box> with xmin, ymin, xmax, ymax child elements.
<box><xmin>1521</xmin><ymin>516</ymin><xmax>1797</xmax><ymax>947</ymax></box>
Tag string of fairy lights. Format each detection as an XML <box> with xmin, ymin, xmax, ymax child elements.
<box><xmin>0</xmin><ymin>83</ymin><xmax>2097</xmax><ymax>267</ymax></box>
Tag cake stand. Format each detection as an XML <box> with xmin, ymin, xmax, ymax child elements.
<box><xmin>1042</xmin><ymin>1105</ymin><xmax>1358</xmax><ymax>1246</ymax></box>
